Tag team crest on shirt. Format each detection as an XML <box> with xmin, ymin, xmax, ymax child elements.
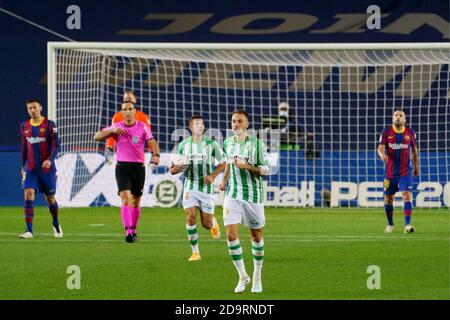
<box><xmin>40</xmin><ymin>128</ymin><xmax>46</xmax><ymax>133</ymax></box>
<box><xmin>404</xmin><ymin>135</ymin><xmax>410</xmax><ymax>142</ymax></box>
<box><xmin>132</xmin><ymin>135</ymin><xmax>139</xmax><ymax>144</ymax></box>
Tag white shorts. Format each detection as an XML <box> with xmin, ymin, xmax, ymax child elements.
<box><xmin>182</xmin><ymin>190</ymin><xmax>215</xmax><ymax>214</ymax></box>
<box><xmin>223</xmin><ymin>197</ymin><xmax>265</xmax><ymax>229</ymax></box>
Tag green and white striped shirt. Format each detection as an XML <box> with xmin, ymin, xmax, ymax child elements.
<box><xmin>178</xmin><ymin>136</ymin><xmax>226</xmax><ymax>195</ymax></box>
<box><xmin>223</xmin><ymin>135</ymin><xmax>269</xmax><ymax>204</ymax></box>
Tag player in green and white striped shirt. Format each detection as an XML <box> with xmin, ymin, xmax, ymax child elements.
<box><xmin>170</xmin><ymin>115</ymin><xmax>226</xmax><ymax>262</ymax></box>
<box><xmin>218</xmin><ymin>109</ymin><xmax>269</xmax><ymax>294</ymax></box>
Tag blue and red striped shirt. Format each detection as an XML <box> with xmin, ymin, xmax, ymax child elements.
<box><xmin>20</xmin><ymin>117</ymin><xmax>60</xmax><ymax>172</ymax></box>
<box><xmin>379</xmin><ymin>126</ymin><xmax>417</xmax><ymax>178</ymax></box>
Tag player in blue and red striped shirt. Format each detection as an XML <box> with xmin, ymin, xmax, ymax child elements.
<box><xmin>377</xmin><ymin>109</ymin><xmax>419</xmax><ymax>234</ymax></box>
<box><xmin>19</xmin><ymin>99</ymin><xmax>62</xmax><ymax>239</ymax></box>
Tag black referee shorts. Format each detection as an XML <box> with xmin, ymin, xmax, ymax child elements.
<box><xmin>115</xmin><ymin>162</ymin><xmax>145</xmax><ymax>197</ymax></box>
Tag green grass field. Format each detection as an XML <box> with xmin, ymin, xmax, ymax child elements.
<box><xmin>0</xmin><ymin>207</ymin><xmax>448</xmax><ymax>300</ymax></box>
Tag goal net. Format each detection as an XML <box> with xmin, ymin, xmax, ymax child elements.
<box><xmin>48</xmin><ymin>43</ymin><xmax>450</xmax><ymax>208</ymax></box>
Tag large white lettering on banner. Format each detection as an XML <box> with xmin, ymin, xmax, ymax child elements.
<box><xmin>55</xmin><ymin>153</ymin><xmax>449</xmax><ymax>207</ymax></box>
<box><xmin>55</xmin><ymin>153</ymin><xmax>183</xmax><ymax>207</ymax></box>
<box><xmin>331</xmin><ymin>181</ymin><xmax>449</xmax><ymax>208</ymax></box>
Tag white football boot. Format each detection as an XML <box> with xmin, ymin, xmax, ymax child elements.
<box><xmin>18</xmin><ymin>231</ymin><xmax>34</xmax><ymax>239</ymax></box>
<box><xmin>234</xmin><ymin>276</ymin><xmax>251</xmax><ymax>293</ymax></box>
<box><xmin>384</xmin><ymin>225</ymin><xmax>394</xmax><ymax>233</ymax></box>
<box><xmin>53</xmin><ymin>226</ymin><xmax>63</xmax><ymax>238</ymax></box>
<box><xmin>251</xmin><ymin>278</ymin><xmax>263</xmax><ymax>293</ymax></box>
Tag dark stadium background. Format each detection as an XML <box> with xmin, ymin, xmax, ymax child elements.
<box><xmin>0</xmin><ymin>0</ymin><xmax>448</xmax><ymax>205</ymax></box>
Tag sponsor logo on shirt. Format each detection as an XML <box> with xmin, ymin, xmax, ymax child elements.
<box><xmin>187</xmin><ymin>154</ymin><xmax>206</xmax><ymax>161</ymax></box>
<box><xmin>388</xmin><ymin>143</ymin><xmax>408</xmax><ymax>150</ymax></box>
<box><xmin>132</xmin><ymin>135</ymin><xmax>139</xmax><ymax>144</ymax></box>
<box><xmin>234</xmin><ymin>155</ymin><xmax>250</xmax><ymax>164</ymax></box>
<box><xmin>26</xmin><ymin>137</ymin><xmax>46</xmax><ymax>144</ymax></box>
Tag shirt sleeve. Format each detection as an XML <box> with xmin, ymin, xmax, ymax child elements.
<box><xmin>177</xmin><ymin>141</ymin><xmax>184</xmax><ymax>155</ymax></box>
<box><xmin>222</xmin><ymin>140</ymin><xmax>232</xmax><ymax>164</ymax></box>
<box><xmin>102</xmin><ymin>123</ymin><xmax>117</xmax><ymax>132</ymax></box>
<box><xmin>47</xmin><ymin>121</ymin><xmax>60</xmax><ymax>162</ymax></box>
<box><xmin>213</xmin><ymin>141</ymin><xmax>226</xmax><ymax>164</ymax></box>
<box><xmin>144</xmin><ymin>123</ymin><xmax>154</xmax><ymax>141</ymax></box>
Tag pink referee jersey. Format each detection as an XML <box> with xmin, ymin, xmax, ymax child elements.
<box><xmin>102</xmin><ymin>120</ymin><xmax>154</xmax><ymax>163</ymax></box>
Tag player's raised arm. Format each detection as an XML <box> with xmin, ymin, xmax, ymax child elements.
<box><xmin>233</xmin><ymin>140</ymin><xmax>269</xmax><ymax>176</ymax></box>
<box><xmin>94</xmin><ymin>125</ymin><xmax>125</xmax><ymax>141</ymax></box>
<box><xmin>105</xmin><ymin>113</ymin><xmax>120</xmax><ymax>149</ymax></box>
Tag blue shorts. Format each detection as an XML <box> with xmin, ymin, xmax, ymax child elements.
<box><xmin>22</xmin><ymin>170</ymin><xmax>57</xmax><ymax>195</ymax></box>
<box><xmin>383</xmin><ymin>176</ymin><xmax>413</xmax><ymax>195</ymax></box>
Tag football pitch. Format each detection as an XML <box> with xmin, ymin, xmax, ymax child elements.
<box><xmin>0</xmin><ymin>207</ymin><xmax>448</xmax><ymax>300</ymax></box>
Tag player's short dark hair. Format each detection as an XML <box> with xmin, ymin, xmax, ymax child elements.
<box><xmin>232</xmin><ymin>109</ymin><xmax>249</xmax><ymax>120</ymax></box>
<box><xmin>189</xmin><ymin>115</ymin><xmax>204</xmax><ymax>124</ymax></box>
<box><xmin>25</xmin><ymin>99</ymin><xmax>41</xmax><ymax>106</ymax></box>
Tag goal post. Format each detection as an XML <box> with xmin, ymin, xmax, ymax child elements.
<box><xmin>47</xmin><ymin>42</ymin><xmax>450</xmax><ymax>208</ymax></box>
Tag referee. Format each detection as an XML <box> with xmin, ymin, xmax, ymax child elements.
<box><xmin>94</xmin><ymin>101</ymin><xmax>160</xmax><ymax>242</ymax></box>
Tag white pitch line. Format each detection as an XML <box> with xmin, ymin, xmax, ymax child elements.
<box><xmin>0</xmin><ymin>232</ymin><xmax>447</xmax><ymax>241</ymax></box>
<box><xmin>0</xmin><ymin>239</ymin><xmax>446</xmax><ymax>243</ymax></box>
<box><xmin>0</xmin><ymin>237</ymin><xmax>447</xmax><ymax>243</ymax></box>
